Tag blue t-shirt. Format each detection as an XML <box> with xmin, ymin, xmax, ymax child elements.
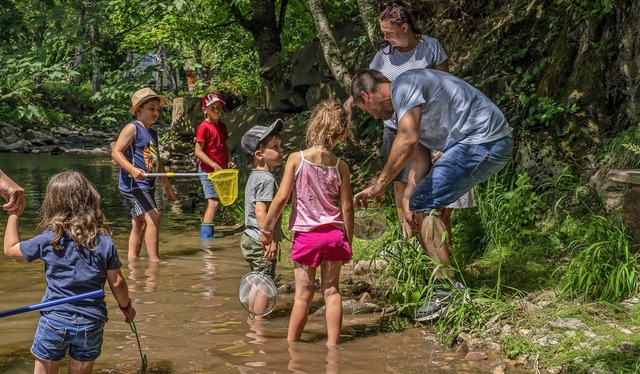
<box><xmin>20</xmin><ymin>230</ymin><xmax>122</xmax><ymax>322</ymax></box>
<box><xmin>118</xmin><ymin>120</ymin><xmax>160</xmax><ymax>192</ymax></box>
<box><xmin>391</xmin><ymin>69</ymin><xmax>512</xmax><ymax>152</ymax></box>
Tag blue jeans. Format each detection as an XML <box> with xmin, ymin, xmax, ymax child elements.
<box><xmin>199</xmin><ymin>166</ymin><xmax>219</xmax><ymax>200</ymax></box>
<box><xmin>31</xmin><ymin>311</ymin><xmax>104</xmax><ymax>362</ymax></box>
<box><xmin>409</xmin><ymin>136</ymin><xmax>513</xmax><ymax>212</ymax></box>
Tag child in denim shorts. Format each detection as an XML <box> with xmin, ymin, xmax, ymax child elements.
<box><xmin>195</xmin><ymin>93</ymin><xmax>237</xmax><ymax>239</ymax></box>
<box><xmin>3</xmin><ymin>171</ymin><xmax>136</xmax><ymax>372</ymax></box>
<box><xmin>260</xmin><ymin>100</ymin><xmax>354</xmax><ymax>347</ymax></box>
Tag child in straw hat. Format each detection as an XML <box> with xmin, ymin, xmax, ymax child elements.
<box><xmin>111</xmin><ymin>87</ymin><xmax>176</xmax><ymax>262</ymax></box>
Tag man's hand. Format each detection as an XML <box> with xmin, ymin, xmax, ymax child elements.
<box><xmin>354</xmin><ymin>184</ymin><xmax>385</xmax><ymax>208</ymax></box>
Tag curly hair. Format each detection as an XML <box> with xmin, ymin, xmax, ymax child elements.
<box><xmin>305</xmin><ymin>100</ymin><xmax>350</xmax><ymax>149</ymax></box>
<box><xmin>37</xmin><ymin>170</ymin><xmax>108</xmax><ymax>251</ymax></box>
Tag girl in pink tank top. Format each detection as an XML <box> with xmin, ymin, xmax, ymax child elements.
<box><xmin>261</xmin><ymin>100</ymin><xmax>354</xmax><ymax>347</ymax></box>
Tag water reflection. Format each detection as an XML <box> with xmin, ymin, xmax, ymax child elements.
<box><xmin>127</xmin><ymin>258</ymin><xmax>160</xmax><ymax>293</ymax></box>
<box><xmin>287</xmin><ymin>342</ymin><xmax>341</xmax><ymax>374</ymax></box>
<box><xmin>0</xmin><ymin>154</ymin><xmax>532</xmax><ymax>374</ymax></box>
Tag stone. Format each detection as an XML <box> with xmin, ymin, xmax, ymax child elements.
<box><xmin>548</xmin><ymin>318</ymin><xmax>587</xmax><ymax>331</ymax></box>
<box><xmin>464</xmin><ymin>351</ymin><xmax>488</xmax><ymax>361</ymax></box>
<box><xmin>171</xmin><ymin>97</ymin><xmax>204</xmax><ymax>137</ymax></box>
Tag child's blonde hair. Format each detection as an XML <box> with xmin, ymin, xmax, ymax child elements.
<box><xmin>37</xmin><ymin>170</ymin><xmax>108</xmax><ymax>251</ymax></box>
<box><xmin>305</xmin><ymin>100</ymin><xmax>349</xmax><ymax>149</ymax></box>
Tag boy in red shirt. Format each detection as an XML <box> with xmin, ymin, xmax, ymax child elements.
<box><xmin>195</xmin><ymin>93</ymin><xmax>236</xmax><ymax>238</ymax></box>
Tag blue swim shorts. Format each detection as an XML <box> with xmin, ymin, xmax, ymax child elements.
<box><xmin>31</xmin><ymin>311</ymin><xmax>105</xmax><ymax>362</ymax></box>
<box><xmin>409</xmin><ymin>135</ymin><xmax>513</xmax><ymax>212</ymax></box>
<box><xmin>120</xmin><ymin>187</ymin><xmax>157</xmax><ymax>219</ymax></box>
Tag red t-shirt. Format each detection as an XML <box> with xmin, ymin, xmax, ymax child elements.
<box><xmin>195</xmin><ymin>119</ymin><xmax>229</xmax><ymax>172</ymax></box>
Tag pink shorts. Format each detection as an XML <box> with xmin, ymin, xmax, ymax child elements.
<box><xmin>291</xmin><ymin>224</ymin><xmax>352</xmax><ymax>268</ymax></box>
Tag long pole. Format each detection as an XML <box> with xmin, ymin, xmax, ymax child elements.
<box><xmin>143</xmin><ymin>172</ymin><xmax>207</xmax><ymax>177</ymax></box>
<box><xmin>0</xmin><ymin>290</ymin><xmax>105</xmax><ymax>318</ymax></box>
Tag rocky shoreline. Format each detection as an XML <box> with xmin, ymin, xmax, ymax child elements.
<box><xmin>0</xmin><ymin>122</ymin><xmax>120</xmax><ymax>156</ymax></box>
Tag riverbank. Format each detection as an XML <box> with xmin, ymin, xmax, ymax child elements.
<box><xmin>3</xmin><ymin>124</ymin><xmax>639</xmax><ymax>374</ymax></box>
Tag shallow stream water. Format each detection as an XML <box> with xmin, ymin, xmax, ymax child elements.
<box><xmin>0</xmin><ymin>153</ymin><xmax>530</xmax><ymax>373</ymax></box>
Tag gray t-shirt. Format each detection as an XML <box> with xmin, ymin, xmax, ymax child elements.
<box><xmin>244</xmin><ymin>169</ymin><xmax>282</xmax><ymax>242</ymax></box>
<box><xmin>370</xmin><ymin>35</ymin><xmax>448</xmax><ymax>130</ymax></box>
<box><xmin>391</xmin><ymin>69</ymin><xmax>512</xmax><ymax>152</ymax></box>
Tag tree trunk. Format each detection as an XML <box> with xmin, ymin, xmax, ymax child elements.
<box><xmin>155</xmin><ymin>47</ymin><xmax>164</xmax><ymax>91</ymax></box>
<box><xmin>33</xmin><ymin>24</ymin><xmax>46</xmax><ymax>85</ymax></box>
<box><xmin>73</xmin><ymin>4</ymin><xmax>87</xmax><ymax>72</ymax></box>
<box><xmin>230</xmin><ymin>0</ymin><xmax>288</xmax><ymax>73</ymax></box>
<box><xmin>192</xmin><ymin>41</ymin><xmax>203</xmax><ymax>80</ymax></box>
<box><xmin>159</xmin><ymin>44</ymin><xmax>177</xmax><ymax>93</ymax></box>
<box><xmin>356</xmin><ymin>0</ymin><xmax>379</xmax><ymax>47</ymax></box>
<box><xmin>307</xmin><ymin>0</ymin><xmax>352</xmax><ymax>93</ymax></box>
<box><xmin>85</xmin><ymin>0</ymin><xmax>100</xmax><ymax>92</ymax></box>
<box><xmin>155</xmin><ymin>44</ymin><xmax>177</xmax><ymax>93</ymax></box>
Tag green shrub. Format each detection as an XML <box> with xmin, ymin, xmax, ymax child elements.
<box><xmin>561</xmin><ymin>214</ymin><xmax>639</xmax><ymax>302</ymax></box>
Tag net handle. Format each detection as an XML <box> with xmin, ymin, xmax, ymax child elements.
<box><xmin>143</xmin><ymin>172</ymin><xmax>207</xmax><ymax>177</ymax></box>
<box><xmin>141</xmin><ymin>170</ymin><xmax>238</xmax><ymax>179</ymax></box>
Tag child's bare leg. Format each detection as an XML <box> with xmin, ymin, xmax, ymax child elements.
<box><xmin>128</xmin><ymin>215</ymin><xmax>146</xmax><ymax>259</ymax></box>
<box><xmin>288</xmin><ymin>262</ymin><xmax>316</xmax><ymax>342</ymax></box>
<box><xmin>321</xmin><ymin>260</ymin><xmax>343</xmax><ymax>347</ymax></box>
<box><xmin>34</xmin><ymin>358</ymin><xmax>62</xmax><ymax>374</ymax></box>
<box><xmin>203</xmin><ymin>198</ymin><xmax>219</xmax><ymax>223</ymax></box>
<box><xmin>143</xmin><ymin>209</ymin><xmax>162</xmax><ymax>262</ymax></box>
<box><xmin>68</xmin><ymin>358</ymin><xmax>95</xmax><ymax>374</ymax></box>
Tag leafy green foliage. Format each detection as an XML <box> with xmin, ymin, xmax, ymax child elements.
<box><xmin>554</xmin><ymin>0</ymin><xmax>613</xmax><ymax>23</ymax></box>
<box><xmin>561</xmin><ymin>214</ymin><xmax>640</xmax><ymax>302</ymax></box>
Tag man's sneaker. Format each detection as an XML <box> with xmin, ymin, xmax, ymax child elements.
<box><xmin>414</xmin><ymin>287</ymin><xmax>452</xmax><ymax>322</ymax></box>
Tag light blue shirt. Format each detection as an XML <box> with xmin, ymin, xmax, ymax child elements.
<box><xmin>391</xmin><ymin>69</ymin><xmax>512</xmax><ymax>152</ymax></box>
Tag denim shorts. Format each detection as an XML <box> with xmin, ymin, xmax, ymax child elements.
<box><xmin>291</xmin><ymin>224</ymin><xmax>352</xmax><ymax>268</ymax></box>
<box><xmin>31</xmin><ymin>311</ymin><xmax>105</xmax><ymax>362</ymax></box>
<box><xmin>383</xmin><ymin>127</ymin><xmax>410</xmax><ymax>183</ymax></box>
<box><xmin>199</xmin><ymin>166</ymin><xmax>219</xmax><ymax>200</ymax></box>
<box><xmin>409</xmin><ymin>135</ymin><xmax>513</xmax><ymax>212</ymax></box>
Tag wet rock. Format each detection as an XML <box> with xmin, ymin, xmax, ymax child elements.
<box><xmin>23</xmin><ymin>129</ymin><xmax>55</xmax><ymax>145</ymax></box>
<box><xmin>620</xmin><ymin>297</ymin><xmax>639</xmax><ymax>308</ymax></box>
<box><xmin>351</xmin><ymin>280</ymin><xmax>371</xmax><ymax>294</ymax></box>
<box><xmin>312</xmin><ymin>299</ymin><xmax>382</xmax><ymax>315</ymax></box>
<box><xmin>464</xmin><ymin>351</ymin><xmax>488</xmax><ymax>361</ymax></box>
<box><xmin>0</xmin><ymin>125</ymin><xmax>19</xmax><ymax>143</ymax></box>
<box><xmin>614</xmin><ymin>341</ymin><xmax>640</xmax><ymax>356</ymax></box>
<box><xmin>546</xmin><ymin>366</ymin><xmax>564</xmax><ymax>374</ymax></box>
<box><xmin>353</xmin><ymin>259</ymin><xmax>387</xmax><ymax>275</ymax></box>
<box><xmin>6</xmin><ymin>139</ymin><xmax>32</xmax><ymax>151</ymax></box>
<box><xmin>358</xmin><ymin>292</ymin><xmax>372</xmax><ymax>303</ymax></box>
<box><xmin>548</xmin><ymin>318</ymin><xmax>587</xmax><ymax>331</ymax></box>
<box><xmin>277</xmin><ymin>281</ymin><xmax>295</xmax><ymax>294</ymax></box>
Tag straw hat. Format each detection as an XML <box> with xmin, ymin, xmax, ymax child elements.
<box><xmin>129</xmin><ymin>88</ymin><xmax>166</xmax><ymax>115</ymax></box>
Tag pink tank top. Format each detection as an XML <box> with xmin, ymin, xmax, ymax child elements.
<box><xmin>289</xmin><ymin>151</ymin><xmax>344</xmax><ymax>232</ymax></box>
